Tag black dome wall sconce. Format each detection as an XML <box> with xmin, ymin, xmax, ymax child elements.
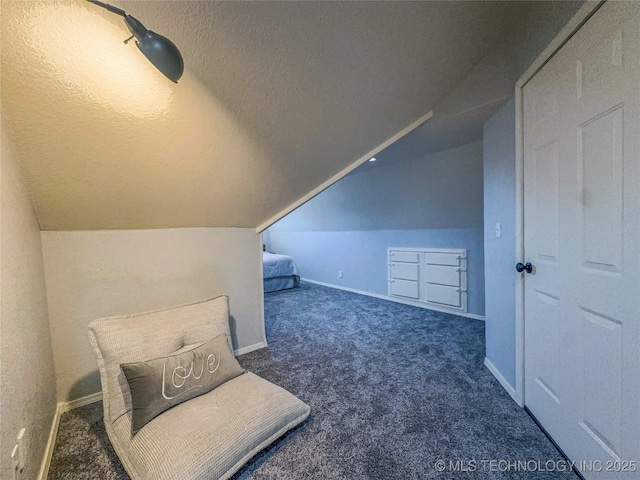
<box><xmin>86</xmin><ymin>0</ymin><xmax>184</xmax><ymax>83</ymax></box>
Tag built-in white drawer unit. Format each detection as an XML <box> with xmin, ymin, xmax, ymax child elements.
<box><xmin>425</xmin><ymin>283</ymin><xmax>463</xmax><ymax>308</ymax></box>
<box><xmin>389</xmin><ymin>279</ymin><xmax>420</xmax><ymax>299</ymax></box>
<box><xmin>423</xmin><ymin>264</ymin><xmax>461</xmax><ymax>287</ymax></box>
<box><xmin>388</xmin><ymin>247</ymin><xmax>467</xmax><ymax>313</ymax></box>
<box><xmin>389</xmin><ymin>262</ymin><xmax>419</xmax><ymax>281</ymax></box>
<box><xmin>423</xmin><ymin>251</ymin><xmax>461</xmax><ymax>266</ymax></box>
<box><xmin>388</xmin><ymin>251</ymin><xmax>419</xmax><ymax>263</ymax></box>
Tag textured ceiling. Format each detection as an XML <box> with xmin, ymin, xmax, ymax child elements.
<box><xmin>352</xmin><ymin>97</ymin><xmax>509</xmax><ymax>177</ymax></box>
<box><xmin>347</xmin><ymin>0</ymin><xmax>585</xmax><ymax>178</ymax></box>
<box><xmin>1</xmin><ymin>0</ymin><xmax>530</xmax><ymax>230</ymax></box>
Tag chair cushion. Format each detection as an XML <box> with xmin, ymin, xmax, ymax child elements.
<box><xmin>89</xmin><ymin>296</ymin><xmax>311</xmax><ymax>480</ymax></box>
<box><xmin>110</xmin><ymin>372</ymin><xmax>311</xmax><ymax>480</ymax></box>
<box><xmin>88</xmin><ymin>296</ymin><xmax>232</xmax><ymax>424</ymax></box>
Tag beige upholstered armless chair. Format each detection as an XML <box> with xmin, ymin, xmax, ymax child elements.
<box><xmin>88</xmin><ymin>295</ymin><xmax>310</xmax><ymax>480</ymax></box>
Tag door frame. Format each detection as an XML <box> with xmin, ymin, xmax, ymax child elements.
<box><xmin>513</xmin><ymin>0</ymin><xmax>606</xmax><ymax>407</ymax></box>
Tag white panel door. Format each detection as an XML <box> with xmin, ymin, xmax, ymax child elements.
<box><xmin>523</xmin><ymin>2</ymin><xmax>640</xmax><ymax>478</ymax></box>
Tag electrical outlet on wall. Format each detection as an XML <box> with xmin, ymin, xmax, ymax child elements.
<box><xmin>17</xmin><ymin>428</ymin><xmax>26</xmax><ymax>470</ymax></box>
<box><xmin>338</xmin><ymin>270</ymin><xmax>343</xmax><ymax>278</ymax></box>
<box><xmin>11</xmin><ymin>444</ymin><xmax>19</xmax><ymax>480</ymax></box>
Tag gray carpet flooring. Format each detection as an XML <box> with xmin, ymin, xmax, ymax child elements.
<box><xmin>48</xmin><ymin>282</ymin><xmax>576</xmax><ymax>479</ymax></box>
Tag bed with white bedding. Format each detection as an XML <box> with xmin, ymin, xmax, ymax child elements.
<box><xmin>263</xmin><ymin>252</ymin><xmax>300</xmax><ymax>293</ymax></box>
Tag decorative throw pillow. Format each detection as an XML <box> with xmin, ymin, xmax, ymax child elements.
<box><xmin>121</xmin><ymin>333</ymin><xmax>244</xmax><ymax>434</ymax></box>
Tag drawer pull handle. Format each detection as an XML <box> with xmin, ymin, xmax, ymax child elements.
<box><xmin>390</xmin><ymin>253</ymin><xmax>395</xmax><ymax>256</ymax></box>
<box><xmin>456</xmin><ymin>288</ymin><xmax>467</xmax><ymax>293</ymax></box>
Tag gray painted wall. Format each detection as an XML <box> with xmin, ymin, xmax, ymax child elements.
<box><xmin>262</xmin><ymin>229</ymin><xmax>272</xmax><ymax>252</ymax></box>
<box><xmin>270</xmin><ymin>228</ymin><xmax>484</xmax><ymax>315</ymax></box>
<box><xmin>483</xmin><ymin>98</ymin><xmax>516</xmax><ymax>388</ymax></box>
<box><xmin>273</xmin><ymin>142</ymin><xmax>484</xmax><ymax>232</ymax></box>
<box><xmin>269</xmin><ymin>141</ymin><xmax>485</xmax><ymax>316</ymax></box>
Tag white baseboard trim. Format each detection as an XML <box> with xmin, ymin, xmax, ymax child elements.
<box><xmin>60</xmin><ymin>391</ymin><xmax>103</xmax><ymax>413</ymax></box>
<box><xmin>37</xmin><ymin>403</ymin><xmax>62</xmax><ymax>480</ymax></box>
<box><xmin>235</xmin><ymin>341</ymin><xmax>268</xmax><ymax>356</ymax></box>
<box><xmin>301</xmin><ymin>278</ymin><xmax>485</xmax><ymax>321</ymax></box>
<box><xmin>484</xmin><ymin>357</ymin><xmax>518</xmax><ymax>404</ymax></box>
<box><xmin>38</xmin><ymin>391</ymin><xmax>103</xmax><ymax>480</ymax></box>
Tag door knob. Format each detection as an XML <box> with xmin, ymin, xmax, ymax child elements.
<box><xmin>516</xmin><ymin>262</ymin><xmax>533</xmax><ymax>274</ymax></box>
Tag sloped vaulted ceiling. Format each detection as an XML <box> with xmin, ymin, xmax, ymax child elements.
<box><xmin>1</xmin><ymin>0</ymin><xmax>529</xmax><ymax>230</ymax></box>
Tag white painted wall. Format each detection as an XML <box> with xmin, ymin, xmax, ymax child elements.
<box><xmin>483</xmin><ymin>98</ymin><xmax>517</xmax><ymax>389</ymax></box>
<box><xmin>0</xmin><ymin>120</ymin><xmax>57</xmax><ymax>480</ymax></box>
<box><xmin>41</xmin><ymin>228</ymin><xmax>264</xmax><ymax>402</ymax></box>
